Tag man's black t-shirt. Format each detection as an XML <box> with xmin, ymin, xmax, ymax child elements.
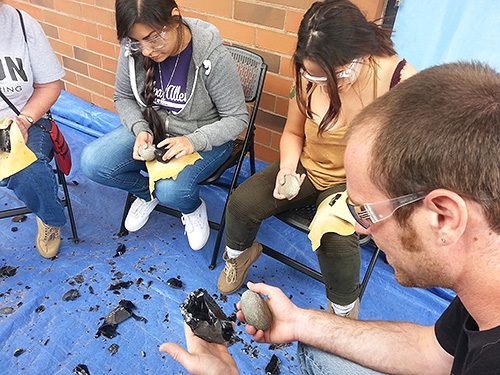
<box><xmin>435</xmin><ymin>296</ymin><xmax>500</xmax><ymax>374</ymax></box>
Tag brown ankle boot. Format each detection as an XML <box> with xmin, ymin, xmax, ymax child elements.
<box><xmin>217</xmin><ymin>241</ymin><xmax>263</xmax><ymax>294</ymax></box>
<box><xmin>36</xmin><ymin>216</ymin><xmax>61</xmax><ymax>258</ymax></box>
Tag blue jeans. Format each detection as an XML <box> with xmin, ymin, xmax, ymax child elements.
<box><xmin>1</xmin><ymin>118</ymin><xmax>66</xmax><ymax>227</ymax></box>
<box><xmin>297</xmin><ymin>342</ymin><xmax>387</xmax><ymax>375</ymax></box>
<box><xmin>80</xmin><ymin>126</ymin><xmax>232</xmax><ymax>214</ymax></box>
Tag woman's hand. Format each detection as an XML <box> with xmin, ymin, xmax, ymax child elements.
<box><xmin>133</xmin><ymin>131</ymin><xmax>154</xmax><ymax>160</ymax></box>
<box><xmin>273</xmin><ymin>168</ymin><xmax>306</xmax><ymax>200</ymax></box>
<box><xmin>156</xmin><ymin>136</ymin><xmax>194</xmax><ymax>161</ymax></box>
<box><xmin>237</xmin><ymin>282</ymin><xmax>302</xmax><ymax>344</ymax></box>
<box><xmin>160</xmin><ymin>323</ymin><xmax>239</xmax><ymax>375</ymax></box>
<box><xmin>9</xmin><ymin>116</ymin><xmax>30</xmax><ymax>143</ymax></box>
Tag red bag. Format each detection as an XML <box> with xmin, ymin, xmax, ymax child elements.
<box><xmin>47</xmin><ymin>111</ymin><xmax>72</xmax><ymax>175</ymax></box>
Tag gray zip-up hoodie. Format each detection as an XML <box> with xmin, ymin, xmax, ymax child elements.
<box><xmin>114</xmin><ymin>18</ymin><xmax>248</xmax><ymax>152</ymax></box>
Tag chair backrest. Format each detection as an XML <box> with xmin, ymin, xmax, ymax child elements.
<box><xmin>226</xmin><ymin>45</ymin><xmax>267</xmax><ymax>104</ymax></box>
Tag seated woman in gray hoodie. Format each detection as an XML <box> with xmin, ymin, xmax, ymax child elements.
<box><xmin>81</xmin><ymin>0</ymin><xmax>248</xmax><ymax>250</ymax></box>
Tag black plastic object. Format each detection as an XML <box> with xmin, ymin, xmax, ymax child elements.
<box><xmin>180</xmin><ymin>288</ymin><xmax>234</xmax><ymax>344</ymax></box>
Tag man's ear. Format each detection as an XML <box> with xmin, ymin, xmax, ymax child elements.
<box><xmin>424</xmin><ymin>189</ymin><xmax>468</xmax><ymax>245</ymax></box>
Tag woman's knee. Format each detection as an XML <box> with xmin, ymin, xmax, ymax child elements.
<box><xmin>80</xmin><ymin>142</ymin><xmax>104</xmax><ymax>180</ymax></box>
<box><xmin>319</xmin><ymin>232</ymin><xmax>359</xmax><ymax>257</ymax></box>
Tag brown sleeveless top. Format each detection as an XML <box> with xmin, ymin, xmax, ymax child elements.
<box><xmin>299</xmin><ymin>59</ymin><xmax>407</xmax><ymax>190</ymax></box>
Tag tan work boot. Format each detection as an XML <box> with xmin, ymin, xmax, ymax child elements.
<box><xmin>328</xmin><ymin>298</ymin><xmax>360</xmax><ymax>320</ymax></box>
<box><xmin>36</xmin><ymin>216</ymin><xmax>61</xmax><ymax>258</ymax></box>
<box><xmin>218</xmin><ymin>241</ymin><xmax>263</xmax><ymax>294</ymax></box>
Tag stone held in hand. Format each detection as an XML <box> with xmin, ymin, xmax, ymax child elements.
<box><xmin>180</xmin><ymin>288</ymin><xmax>234</xmax><ymax>344</ymax></box>
<box><xmin>240</xmin><ymin>290</ymin><xmax>273</xmax><ymax>331</ymax></box>
<box><xmin>138</xmin><ymin>143</ymin><xmax>156</xmax><ymax>161</ymax></box>
<box><xmin>278</xmin><ymin>174</ymin><xmax>300</xmax><ymax>199</ymax></box>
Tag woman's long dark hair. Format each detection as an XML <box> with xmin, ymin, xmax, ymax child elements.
<box><xmin>115</xmin><ymin>0</ymin><xmax>183</xmax><ymax>143</ymax></box>
<box><xmin>293</xmin><ymin>0</ymin><xmax>396</xmax><ymax>134</ymax></box>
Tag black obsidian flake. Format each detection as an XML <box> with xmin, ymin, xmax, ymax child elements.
<box><xmin>265</xmin><ymin>354</ymin><xmax>280</xmax><ymax>374</ymax></box>
<box><xmin>180</xmin><ymin>288</ymin><xmax>234</xmax><ymax>344</ymax></box>
<box><xmin>167</xmin><ymin>277</ymin><xmax>183</xmax><ymax>289</ymax></box>
<box><xmin>73</xmin><ymin>364</ymin><xmax>91</xmax><ymax>375</ymax></box>
<box><xmin>62</xmin><ymin>289</ymin><xmax>81</xmax><ymax>301</ymax></box>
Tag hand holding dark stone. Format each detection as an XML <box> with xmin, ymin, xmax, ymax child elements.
<box><xmin>180</xmin><ymin>288</ymin><xmax>234</xmax><ymax>344</ymax></box>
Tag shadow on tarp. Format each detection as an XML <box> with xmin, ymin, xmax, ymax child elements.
<box><xmin>0</xmin><ymin>90</ymin><xmax>454</xmax><ymax>374</ymax></box>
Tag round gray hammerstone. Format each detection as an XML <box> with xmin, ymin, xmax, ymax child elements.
<box><xmin>278</xmin><ymin>174</ymin><xmax>300</xmax><ymax>199</ymax></box>
<box><xmin>138</xmin><ymin>143</ymin><xmax>156</xmax><ymax>161</ymax></box>
<box><xmin>240</xmin><ymin>290</ymin><xmax>272</xmax><ymax>331</ymax></box>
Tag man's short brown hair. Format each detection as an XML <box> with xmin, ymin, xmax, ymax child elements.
<box><xmin>348</xmin><ymin>62</ymin><xmax>500</xmax><ymax>232</ymax></box>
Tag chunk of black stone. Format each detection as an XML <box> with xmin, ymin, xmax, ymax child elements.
<box><xmin>180</xmin><ymin>288</ymin><xmax>234</xmax><ymax>344</ymax></box>
<box><xmin>167</xmin><ymin>277</ymin><xmax>183</xmax><ymax>289</ymax></box>
<box><xmin>13</xmin><ymin>348</ymin><xmax>25</xmax><ymax>357</ymax></box>
<box><xmin>62</xmin><ymin>289</ymin><xmax>81</xmax><ymax>301</ymax></box>
<box><xmin>74</xmin><ymin>275</ymin><xmax>84</xmax><ymax>284</ymax></box>
<box><xmin>113</xmin><ymin>243</ymin><xmax>126</xmax><ymax>258</ymax></box>
<box><xmin>107</xmin><ymin>343</ymin><xmax>119</xmax><ymax>355</ymax></box>
<box><xmin>118</xmin><ymin>299</ymin><xmax>135</xmax><ymax>309</ymax></box>
<box><xmin>105</xmin><ymin>305</ymin><xmax>133</xmax><ymax>324</ymax></box>
<box><xmin>73</xmin><ymin>364</ymin><xmax>90</xmax><ymax>375</ymax></box>
<box><xmin>265</xmin><ymin>354</ymin><xmax>280</xmax><ymax>374</ymax></box>
<box><xmin>0</xmin><ymin>265</ymin><xmax>18</xmax><ymax>278</ymax></box>
<box><xmin>154</xmin><ymin>146</ymin><xmax>172</xmax><ymax>163</ymax></box>
<box><xmin>95</xmin><ymin>322</ymin><xmax>119</xmax><ymax>339</ymax></box>
<box><xmin>108</xmin><ymin>281</ymin><xmax>132</xmax><ymax>291</ymax></box>
<box><xmin>108</xmin><ymin>281</ymin><xmax>133</xmax><ymax>290</ymax></box>
<box><xmin>11</xmin><ymin>215</ymin><xmax>26</xmax><ymax>223</ymax></box>
<box><xmin>35</xmin><ymin>305</ymin><xmax>45</xmax><ymax>313</ymax></box>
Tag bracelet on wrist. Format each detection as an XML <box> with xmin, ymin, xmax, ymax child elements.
<box><xmin>19</xmin><ymin>113</ymin><xmax>34</xmax><ymax>125</ymax></box>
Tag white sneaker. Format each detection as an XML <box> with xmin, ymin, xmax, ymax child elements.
<box><xmin>125</xmin><ymin>197</ymin><xmax>159</xmax><ymax>232</ymax></box>
<box><xmin>181</xmin><ymin>199</ymin><xmax>210</xmax><ymax>250</ymax></box>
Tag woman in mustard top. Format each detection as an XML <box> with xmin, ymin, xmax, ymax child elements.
<box><xmin>218</xmin><ymin>0</ymin><xmax>417</xmax><ymax>318</ymax></box>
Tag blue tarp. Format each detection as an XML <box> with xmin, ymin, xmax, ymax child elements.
<box><xmin>0</xmin><ymin>91</ymin><xmax>453</xmax><ymax>374</ymax></box>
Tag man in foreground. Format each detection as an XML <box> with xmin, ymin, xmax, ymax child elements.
<box><xmin>160</xmin><ymin>61</ymin><xmax>500</xmax><ymax>374</ymax></box>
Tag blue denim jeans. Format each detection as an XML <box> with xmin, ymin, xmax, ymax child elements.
<box><xmin>1</xmin><ymin>118</ymin><xmax>66</xmax><ymax>227</ymax></box>
<box><xmin>80</xmin><ymin>126</ymin><xmax>232</xmax><ymax>214</ymax></box>
<box><xmin>297</xmin><ymin>342</ymin><xmax>387</xmax><ymax>375</ymax></box>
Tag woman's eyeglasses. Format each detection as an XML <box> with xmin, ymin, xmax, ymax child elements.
<box><xmin>300</xmin><ymin>58</ymin><xmax>363</xmax><ymax>86</ymax></box>
<box><xmin>346</xmin><ymin>192</ymin><xmax>426</xmax><ymax>229</ymax></box>
<box><xmin>122</xmin><ymin>28</ymin><xmax>168</xmax><ymax>52</ymax></box>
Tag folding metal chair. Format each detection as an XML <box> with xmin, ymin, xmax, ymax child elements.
<box><xmin>0</xmin><ymin>165</ymin><xmax>79</xmax><ymax>244</ymax></box>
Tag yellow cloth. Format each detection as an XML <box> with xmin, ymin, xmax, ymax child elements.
<box><xmin>145</xmin><ymin>153</ymin><xmax>203</xmax><ymax>198</ymax></box>
<box><xmin>0</xmin><ymin>116</ymin><xmax>37</xmax><ymax>180</ymax></box>
<box><xmin>308</xmin><ymin>191</ymin><xmax>355</xmax><ymax>251</ymax></box>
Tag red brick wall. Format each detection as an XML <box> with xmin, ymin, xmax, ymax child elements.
<box><xmin>6</xmin><ymin>0</ymin><xmax>385</xmax><ymax>162</ymax></box>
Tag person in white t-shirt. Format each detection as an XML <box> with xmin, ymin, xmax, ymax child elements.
<box><xmin>0</xmin><ymin>1</ymin><xmax>66</xmax><ymax>258</ymax></box>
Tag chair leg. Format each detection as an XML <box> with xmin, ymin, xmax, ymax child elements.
<box><xmin>57</xmin><ymin>168</ymin><xmax>79</xmax><ymax>244</ymax></box>
<box><xmin>359</xmin><ymin>246</ymin><xmax>380</xmax><ymax>301</ymax></box>
<box><xmin>210</xmin><ymin>213</ymin><xmax>226</xmax><ymax>270</ymax></box>
<box><xmin>118</xmin><ymin>193</ymin><xmax>134</xmax><ymax>237</ymax></box>
<box><xmin>249</xmin><ymin>144</ymin><xmax>256</xmax><ymax>175</ymax></box>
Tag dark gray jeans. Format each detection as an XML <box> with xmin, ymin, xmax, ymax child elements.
<box><xmin>225</xmin><ymin>160</ymin><xmax>360</xmax><ymax>305</ymax></box>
